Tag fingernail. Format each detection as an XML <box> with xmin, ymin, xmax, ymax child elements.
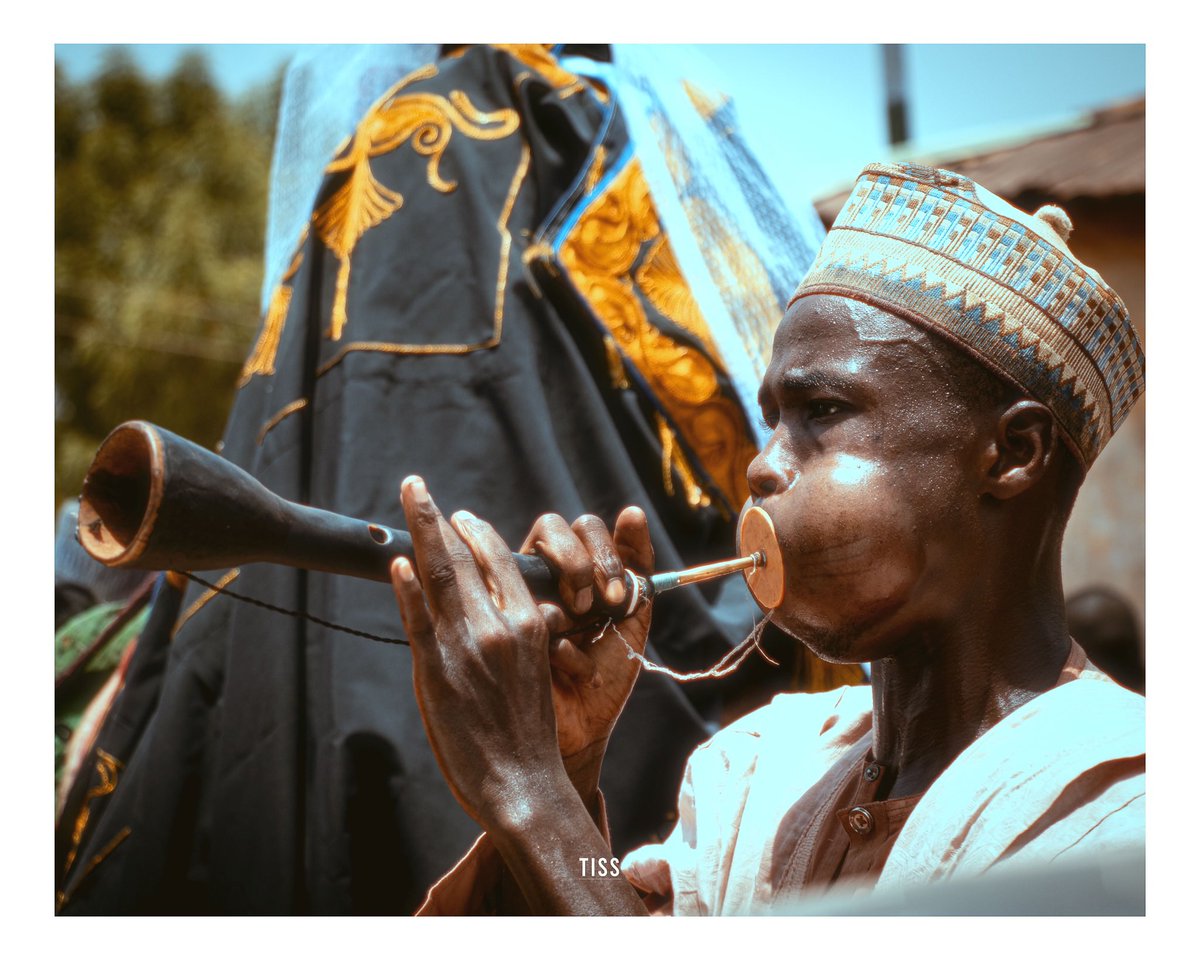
<box><xmin>450</xmin><ymin>510</ymin><xmax>478</xmax><ymax>538</ymax></box>
<box><xmin>605</xmin><ymin>577</ymin><xmax>625</xmax><ymax>606</ymax></box>
<box><xmin>393</xmin><ymin>557</ymin><xmax>415</xmax><ymax>583</ymax></box>
<box><xmin>407</xmin><ymin>477</ymin><xmax>429</xmax><ymax>504</ymax></box>
<box><xmin>574</xmin><ymin>586</ymin><xmax>594</xmax><ymax>615</ymax></box>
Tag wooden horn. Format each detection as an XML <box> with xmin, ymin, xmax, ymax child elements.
<box><xmin>76</xmin><ymin>420</ymin><xmax>560</xmax><ymax>596</ymax></box>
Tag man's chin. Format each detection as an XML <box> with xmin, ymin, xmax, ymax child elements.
<box><xmin>777</xmin><ymin>617</ymin><xmax>878</xmax><ymax>665</ymax></box>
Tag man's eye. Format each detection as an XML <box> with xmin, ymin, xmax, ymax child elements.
<box><xmin>757</xmin><ymin>411</ymin><xmax>779</xmax><ymax>431</ymax></box>
<box><xmin>809</xmin><ymin>400</ymin><xmax>845</xmax><ymax>420</ymax></box>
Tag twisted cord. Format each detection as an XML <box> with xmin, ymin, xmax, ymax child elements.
<box><xmin>179</xmin><ymin>572</ymin><xmax>410</xmax><ymax>646</ymax></box>
<box><xmin>601</xmin><ymin>616</ymin><xmax>774</xmax><ymax>682</ymax></box>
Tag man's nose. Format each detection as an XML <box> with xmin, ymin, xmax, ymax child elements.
<box><xmin>747</xmin><ymin>441</ymin><xmax>790</xmax><ymax>500</ymax></box>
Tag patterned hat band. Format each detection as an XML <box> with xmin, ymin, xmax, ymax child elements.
<box><xmin>792</xmin><ymin>163</ymin><xmax>1145</xmax><ymax>468</ymax></box>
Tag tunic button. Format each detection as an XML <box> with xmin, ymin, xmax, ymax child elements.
<box><xmin>847</xmin><ymin>806</ymin><xmax>875</xmax><ymax>835</ymax></box>
<box><xmin>864</xmin><ymin>763</ymin><xmax>881</xmax><ymax>782</ymax></box>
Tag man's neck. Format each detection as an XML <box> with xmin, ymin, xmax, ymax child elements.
<box><xmin>868</xmin><ymin>561</ymin><xmax>1072</xmax><ymax>799</ymax></box>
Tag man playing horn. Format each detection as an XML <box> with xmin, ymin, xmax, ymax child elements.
<box><xmin>391</xmin><ymin>163</ymin><xmax>1146</xmax><ymax>914</ymax></box>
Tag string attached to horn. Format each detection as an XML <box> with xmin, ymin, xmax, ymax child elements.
<box><xmin>601</xmin><ymin>615</ymin><xmax>778</xmax><ymax>682</ymax></box>
<box><xmin>178</xmin><ymin>571</ymin><xmax>412</xmax><ymax>645</ymax></box>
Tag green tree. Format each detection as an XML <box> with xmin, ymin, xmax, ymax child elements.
<box><xmin>55</xmin><ymin>48</ymin><xmax>282</xmax><ymax>510</ymax></box>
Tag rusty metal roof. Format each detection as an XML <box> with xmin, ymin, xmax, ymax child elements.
<box><xmin>815</xmin><ymin>98</ymin><xmax>1145</xmax><ymax>224</ymax></box>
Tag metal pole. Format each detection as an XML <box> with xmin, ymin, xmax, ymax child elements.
<box><xmin>882</xmin><ymin>44</ymin><xmax>910</xmax><ymax>147</ymax></box>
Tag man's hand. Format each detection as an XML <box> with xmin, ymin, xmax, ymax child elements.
<box><xmin>391</xmin><ymin>477</ymin><xmax>651</xmax><ymax>915</ymax></box>
<box><xmin>391</xmin><ymin>476</ymin><xmax>571</xmax><ymax>830</ymax></box>
<box><xmin>519</xmin><ymin>510</ymin><xmax>653</xmax><ymax>803</ymax></box>
<box><xmin>390</xmin><ymin>477</ymin><xmax>651</xmax><ymax>826</ymax></box>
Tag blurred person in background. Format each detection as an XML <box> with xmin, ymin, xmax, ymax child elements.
<box><xmin>1067</xmin><ymin>586</ymin><xmax>1144</xmax><ymax>693</ymax></box>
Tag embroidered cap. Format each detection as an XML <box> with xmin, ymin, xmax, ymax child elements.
<box><xmin>792</xmin><ymin>162</ymin><xmax>1145</xmax><ymax>467</ymax></box>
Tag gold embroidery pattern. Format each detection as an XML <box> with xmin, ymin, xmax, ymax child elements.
<box><xmin>58</xmin><ymin>825</ymin><xmax>132</xmax><ymax>912</ymax></box>
<box><xmin>239</xmin><ymin>247</ymin><xmax>305</xmax><ymax>387</ymax></box>
<box><xmin>658</xmin><ymin>414</ymin><xmax>710</xmax><ymax>508</ymax></box>
<box><xmin>61</xmin><ymin>750</ymin><xmax>124</xmax><ymax>881</ymax></box>
<box><xmin>635</xmin><ymin>235</ymin><xmax>718</xmax><ymax>356</ymax></box>
<box><xmin>173</xmin><ymin>568</ymin><xmax>241</xmax><ymax>637</ymax></box>
<box><xmin>446</xmin><ymin>89</ymin><xmax>515</xmax><ymax>130</ymax></box>
<box><xmin>558</xmin><ymin>159</ymin><xmax>756</xmax><ymax>510</ymax></box>
<box><xmin>257</xmin><ymin>398</ymin><xmax>309</xmax><ymax>445</ymax></box>
<box><xmin>492</xmin><ymin>45</ymin><xmax>610</xmax><ymax>104</ymax></box>
<box><xmin>522</xmin><ymin>240</ymin><xmax>558</xmax><ymax>299</ymax></box>
<box><xmin>523</xmin><ymin>241</ymin><xmax>558</xmax><ymax>273</ymax></box>
<box><xmin>604</xmin><ymin>336</ymin><xmax>630</xmax><ymax>390</ymax></box>
<box><xmin>313</xmin><ymin>63</ymin><xmax>520</xmax><ymax>340</ymax></box>
<box><xmin>583</xmin><ymin>145</ymin><xmax>607</xmax><ymax>195</ymax></box>
<box><xmin>316</xmin><ymin>141</ymin><xmax>532</xmax><ymax>377</ymax></box>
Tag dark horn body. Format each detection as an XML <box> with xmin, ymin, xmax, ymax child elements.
<box><xmin>77</xmin><ymin>421</ymin><xmax>559</xmax><ymax>597</ymax></box>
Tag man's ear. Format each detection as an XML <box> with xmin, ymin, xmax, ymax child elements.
<box><xmin>979</xmin><ymin>400</ymin><xmax>1057</xmax><ymax>500</ymax></box>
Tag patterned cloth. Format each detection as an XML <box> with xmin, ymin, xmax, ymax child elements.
<box><xmin>794</xmin><ymin>162</ymin><xmax>1145</xmax><ymax>466</ymax></box>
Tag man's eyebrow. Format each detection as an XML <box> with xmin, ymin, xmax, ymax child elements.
<box><xmin>758</xmin><ymin>368</ymin><xmax>859</xmax><ymax>409</ymax></box>
<box><xmin>774</xmin><ymin>369</ymin><xmax>859</xmax><ymax>394</ymax></box>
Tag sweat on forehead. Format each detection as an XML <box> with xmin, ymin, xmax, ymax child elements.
<box><xmin>768</xmin><ymin>295</ymin><xmax>1010</xmax><ymax>412</ymax></box>
<box><xmin>778</xmin><ymin>294</ymin><xmax>932</xmax><ymax>347</ymax></box>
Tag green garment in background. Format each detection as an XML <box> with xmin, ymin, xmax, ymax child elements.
<box><xmin>55</xmin><ymin>602</ymin><xmax>148</xmax><ymax>791</ymax></box>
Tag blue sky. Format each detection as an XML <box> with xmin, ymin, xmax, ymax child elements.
<box><xmin>55</xmin><ymin>43</ymin><xmax>1144</xmax><ymax>203</ymax></box>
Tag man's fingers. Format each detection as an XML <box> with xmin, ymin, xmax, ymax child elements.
<box><xmin>538</xmin><ymin>602</ymin><xmax>573</xmax><ymax>637</ymax></box>
<box><xmin>449</xmin><ymin>509</ymin><xmax>546</xmax><ymax>641</ymax></box>
<box><xmin>391</xmin><ymin>556</ymin><xmax>435</xmax><ymax>652</ymax></box>
<box><xmin>400</xmin><ymin>476</ymin><xmax>493</xmax><ymax>623</ymax></box>
<box><xmin>522</xmin><ymin>513</ymin><xmax>596</xmax><ymax>615</ymax></box>
<box><xmin>571</xmin><ymin>514</ymin><xmax>627</xmax><ymax>609</ymax></box>
<box><xmin>549</xmin><ymin>636</ymin><xmax>599</xmax><ymax>687</ymax></box>
<box><xmin>613</xmin><ymin>505</ymin><xmax>654</xmax><ymax>574</ymax></box>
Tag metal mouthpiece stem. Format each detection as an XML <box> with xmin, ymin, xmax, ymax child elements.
<box><xmin>643</xmin><ymin>551</ymin><xmax>765</xmax><ymax>602</ymax></box>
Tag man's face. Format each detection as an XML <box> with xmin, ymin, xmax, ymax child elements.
<box><xmin>748</xmin><ymin>295</ymin><xmax>994</xmax><ymax>663</ymax></box>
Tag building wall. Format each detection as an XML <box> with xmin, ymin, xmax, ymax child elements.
<box><xmin>1053</xmin><ymin>195</ymin><xmax>1146</xmax><ymax>635</ymax></box>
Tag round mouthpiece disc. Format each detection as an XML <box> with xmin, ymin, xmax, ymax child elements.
<box><xmin>738</xmin><ymin>505</ymin><xmax>784</xmax><ymax>609</ymax></box>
